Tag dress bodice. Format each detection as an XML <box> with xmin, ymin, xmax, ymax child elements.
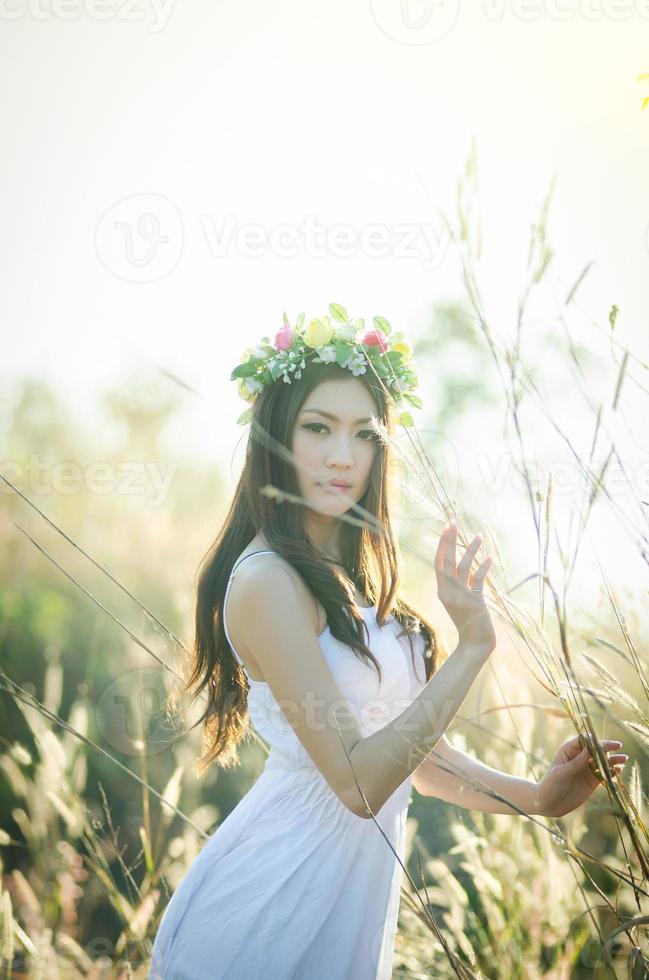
<box><xmin>222</xmin><ymin>550</ymin><xmax>428</xmax><ymax>773</ymax></box>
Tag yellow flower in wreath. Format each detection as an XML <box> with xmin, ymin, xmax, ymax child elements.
<box><xmin>303</xmin><ymin>317</ymin><xmax>335</xmax><ymax>349</ymax></box>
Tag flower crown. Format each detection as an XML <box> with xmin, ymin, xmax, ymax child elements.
<box><xmin>230</xmin><ymin>302</ymin><xmax>422</xmax><ymax>427</ymax></box>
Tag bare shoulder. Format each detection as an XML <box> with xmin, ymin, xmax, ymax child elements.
<box><xmin>226</xmin><ymin>550</ymin><xmax>369</xmax><ymax>817</ymax></box>
<box><xmin>227</xmin><ymin>550</ymin><xmax>321</xmax><ymax>640</ymax></box>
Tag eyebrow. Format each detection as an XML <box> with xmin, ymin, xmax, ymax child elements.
<box><xmin>300</xmin><ymin>409</ymin><xmax>372</xmax><ymax>424</ymax></box>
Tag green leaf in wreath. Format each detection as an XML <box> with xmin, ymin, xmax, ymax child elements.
<box><xmin>398</xmin><ymin>411</ymin><xmax>414</xmax><ymax>428</ymax></box>
<box><xmin>384</xmin><ymin>350</ymin><xmax>404</xmax><ymax>366</ymax></box>
<box><xmin>404</xmin><ymin>392</ymin><xmax>423</xmax><ymax>409</ymax></box>
<box><xmin>329</xmin><ymin>303</ymin><xmax>350</xmax><ymax>323</ymax></box>
<box><xmin>335</xmin><ymin>342</ymin><xmax>354</xmax><ymax>366</ymax></box>
<box><xmin>363</xmin><ymin>343</ymin><xmax>382</xmax><ymax>359</ymax></box>
<box><xmin>230</xmin><ymin>362</ymin><xmax>259</xmax><ymax>380</ymax></box>
<box><xmin>373</xmin><ymin>315</ymin><xmax>391</xmax><ymax>335</ymax></box>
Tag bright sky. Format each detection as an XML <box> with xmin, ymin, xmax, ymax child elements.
<box><xmin>2</xmin><ymin>0</ymin><xmax>648</xmax><ymax>606</ymax></box>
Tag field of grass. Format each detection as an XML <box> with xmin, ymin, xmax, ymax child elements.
<box><xmin>1</xmin><ymin>150</ymin><xmax>648</xmax><ymax>978</ymax></box>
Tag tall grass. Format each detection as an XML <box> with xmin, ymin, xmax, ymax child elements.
<box><xmin>1</xmin><ymin>143</ymin><xmax>648</xmax><ymax>976</ymax></box>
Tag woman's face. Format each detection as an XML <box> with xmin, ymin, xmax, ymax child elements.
<box><xmin>291</xmin><ymin>378</ymin><xmax>379</xmax><ymax>517</ymax></box>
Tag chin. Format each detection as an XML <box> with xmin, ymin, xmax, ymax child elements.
<box><xmin>309</xmin><ymin>484</ymin><xmax>357</xmax><ymax>511</ymax></box>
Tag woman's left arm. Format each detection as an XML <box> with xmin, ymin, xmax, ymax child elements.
<box><xmin>411</xmin><ymin>735</ymin><xmax>542</xmax><ymax>815</ymax></box>
<box><xmin>411</xmin><ymin>733</ymin><xmax>628</xmax><ymax>817</ymax></box>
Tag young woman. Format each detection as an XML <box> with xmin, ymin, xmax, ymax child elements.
<box><xmin>148</xmin><ymin>307</ymin><xmax>627</xmax><ymax>980</ymax></box>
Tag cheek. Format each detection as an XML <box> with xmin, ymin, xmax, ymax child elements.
<box><xmin>362</xmin><ymin>445</ymin><xmax>377</xmax><ymax>473</ymax></box>
<box><xmin>292</xmin><ymin>433</ymin><xmax>319</xmax><ymax>477</ymax></box>
<box><xmin>353</xmin><ymin>448</ymin><xmax>375</xmax><ymax>492</ymax></box>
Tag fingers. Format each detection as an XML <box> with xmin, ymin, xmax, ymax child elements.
<box><xmin>434</xmin><ymin>523</ymin><xmax>448</xmax><ymax>572</ymax></box>
<box><xmin>456</xmin><ymin>533</ymin><xmax>482</xmax><ymax>585</ymax></box>
<box><xmin>437</xmin><ymin>523</ymin><xmax>492</xmax><ymax>589</ymax></box>
<box><xmin>563</xmin><ymin>745</ymin><xmax>591</xmax><ymax>773</ymax></box>
<box><xmin>444</xmin><ymin>523</ymin><xmax>457</xmax><ymax>577</ymax></box>
<box><xmin>589</xmin><ymin>754</ymin><xmax>628</xmax><ymax>782</ymax></box>
<box><xmin>434</xmin><ymin>523</ymin><xmax>456</xmax><ymax>578</ymax></box>
<box><xmin>578</xmin><ymin>733</ymin><xmax>629</xmax><ymax>781</ymax></box>
<box><xmin>578</xmin><ymin>733</ymin><xmax>623</xmax><ymax>753</ymax></box>
<box><xmin>588</xmin><ymin>752</ymin><xmax>628</xmax><ymax>769</ymax></box>
<box><xmin>560</xmin><ymin>734</ymin><xmax>628</xmax><ymax>779</ymax></box>
<box><xmin>469</xmin><ymin>557</ymin><xmax>493</xmax><ymax>590</ymax></box>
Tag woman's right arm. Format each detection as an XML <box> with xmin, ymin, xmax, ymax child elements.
<box><xmin>353</xmin><ymin>522</ymin><xmax>496</xmax><ymax>815</ymax></box>
<box><xmin>229</xmin><ymin>525</ymin><xmax>495</xmax><ymax>819</ymax></box>
<box><xmin>348</xmin><ymin>639</ymin><xmax>492</xmax><ymax>815</ymax></box>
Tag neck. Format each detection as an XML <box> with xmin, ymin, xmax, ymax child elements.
<box><xmin>254</xmin><ymin>530</ymin><xmax>344</xmax><ymax>566</ymax></box>
<box><xmin>303</xmin><ymin>512</ymin><xmax>343</xmax><ymax>562</ymax></box>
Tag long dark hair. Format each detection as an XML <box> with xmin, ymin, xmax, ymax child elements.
<box><xmin>180</xmin><ymin>358</ymin><xmax>440</xmax><ymax>775</ymax></box>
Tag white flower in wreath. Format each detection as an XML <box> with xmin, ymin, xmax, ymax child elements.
<box><xmin>390</xmin><ymin>376</ymin><xmax>410</xmax><ymax>394</ymax></box>
<box><xmin>343</xmin><ymin>351</ymin><xmax>367</xmax><ymax>377</ymax></box>
<box><xmin>242</xmin><ymin>377</ymin><xmax>264</xmax><ymax>397</ymax></box>
<box><xmin>336</xmin><ymin>322</ymin><xmax>358</xmax><ymax>343</ymax></box>
<box><xmin>312</xmin><ymin>344</ymin><xmax>337</xmax><ymax>364</ymax></box>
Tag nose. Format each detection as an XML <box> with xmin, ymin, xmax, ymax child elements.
<box><xmin>325</xmin><ymin>433</ymin><xmax>355</xmax><ymax>468</ymax></box>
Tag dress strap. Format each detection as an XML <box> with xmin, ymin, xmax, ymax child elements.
<box><xmin>223</xmin><ymin>551</ymin><xmax>276</xmax><ymax>679</ymax></box>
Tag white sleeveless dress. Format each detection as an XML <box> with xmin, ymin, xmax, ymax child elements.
<box><xmin>149</xmin><ymin>550</ymin><xmax>428</xmax><ymax>980</ymax></box>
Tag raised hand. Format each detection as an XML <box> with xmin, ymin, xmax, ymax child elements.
<box><xmin>534</xmin><ymin>732</ymin><xmax>628</xmax><ymax>817</ymax></box>
<box><xmin>434</xmin><ymin>522</ymin><xmax>496</xmax><ymax>655</ymax></box>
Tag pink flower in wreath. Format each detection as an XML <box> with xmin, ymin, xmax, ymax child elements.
<box><xmin>360</xmin><ymin>329</ymin><xmax>388</xmax><ymax>353</ymax></box>
<box><xmin>274</xmin><ymin>325</ymin><xmax>295</xmax><ymax>351</ymax></box>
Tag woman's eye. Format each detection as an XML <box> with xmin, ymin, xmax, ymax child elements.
<box><xmin>302</xmin><ymin>423</ymin><xmax>376</xmax><ymax>441</ymax></box>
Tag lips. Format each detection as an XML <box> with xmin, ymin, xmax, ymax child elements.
<box><xmin>324</xmin><ymin>480</ymin><xmax>352</xmax><ymax>489</ymax></box>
